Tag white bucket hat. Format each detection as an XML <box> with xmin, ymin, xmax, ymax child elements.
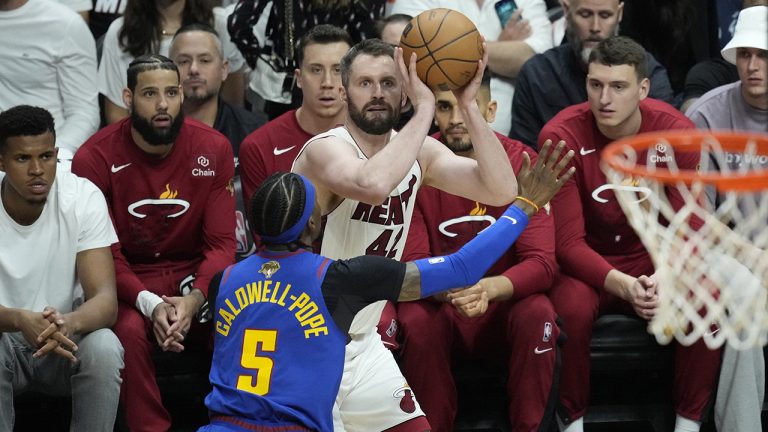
<box><xmin>721</xmin><ymin>6</ymin><xmax>768</xmax><ymax>64</ymax></box>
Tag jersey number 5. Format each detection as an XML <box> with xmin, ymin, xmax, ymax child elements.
<box><xmin>237</xmin><ymin>329</ymin><xmax>277</xmax><ymax>395</ymax></box>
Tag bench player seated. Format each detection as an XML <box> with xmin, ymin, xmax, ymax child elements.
<box><xmin>199</xmin><ymin>140</ymin><xmax>575</xmax><ymax>431</ymax></box>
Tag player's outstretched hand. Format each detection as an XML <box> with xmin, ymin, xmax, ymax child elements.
<box><xmin>452</xmin><ymin>38</ymin><xmax>488</xmax><ymax>109</ymax></box>
<box><xmin>516</xmin><ymin>139</ymin><xmax>575</xmax><ymax>211</ymax></box>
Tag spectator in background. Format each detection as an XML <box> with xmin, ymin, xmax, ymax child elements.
<box><xmin>99</xmin><ymin>0</ymin><xmax>245</xmax><ymax>124</ymax></box>
<box><xmin>54</xmin><ymin>0</ymin><xmax>91</xmax><ymax>21</ymax></box>
<box><xmin>170</xmin><ymin>23</ymin><xmax>266</xmax><ymax>156</ymax></box>
<box><xmin>540</xmin><ymin>36</ymin><xmax>721</xmax><ymax>432</ymax></box>
<box><xmin>0</xmin><ymin>105</ymin><xmax>123</xmax><ymax>432</ymax></box>
<box><xmin>376</xmin><ymin>13</ymin><xmax>411</xmax><ymax>46</ymax></box>
<box><xmin>228</xmin><ymin>0</ymin><xmax>386</xmax><ymax>120</ymax></box>
<box><xmin>686</xmin><ymin>5</ymin><xmax>767</xmax><ymax>130</ymax></box>
<box><xmin>686</xmin><ymin>8</ymin><xmax>768</xmax><ymax>431</ymax></box>
<box><xmin>618</xmin><ymin>0</ymin><xmax>723</xmax><ymax>98</ymax></box>
<box><xmin>510</xmin><ymin>0</ymin><xmax>674</xmax><ymax>149</ymax></box>
<box><xmin>679</xmin><ymin>0</ymin><xmax>765</xmax><ymax>113</ymax></box>
<box><xmin>680</xmin><ymin>58</ymin><xmax>738</xmax><ymax>113</ymax></box>
<box><xmin>391</xmin><ymin>0</ymin><xmax>554</xmax><ymax>136</ymax></box>
<box><xmin>399</xmin><ymin>74</ymin><xmax>561</xmax><ymax>432</ymax></box>
<box><xmin>170</xmin><ymin>23</ymin><xmax>267</xmax><ymax>262</ymax></box>
<box><xmin>73</xmin><ymin>55</ymin><xmax>236</xmax><ymax>432</ymax></box>
<box><xmin>89</xmin><ymin>0</ymin><xmax>127</xmax><ymax>40</ymax></box>
<box><xmin>0</xmin><ymin>0</ymin><xmax>100</xmax><ymax>162</ymax></box>
<box><xmin>239</xmin><ymin>24</ymin><xmax>351</xmax><ymax>249</ymax></box>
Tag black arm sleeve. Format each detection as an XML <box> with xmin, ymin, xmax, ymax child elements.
<box><xmin>321</xmin><ymin>256</ymin><xmax>406</xmax><ymax>336</ymax></box>
<box><xmin>208</xmin><ymin>271</ymin><xmax>223</xmax><ymax>314</ymax></box>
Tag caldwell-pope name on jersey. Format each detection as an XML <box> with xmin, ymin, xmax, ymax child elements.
<box><xmin>215</xmin><ymin>280</ymin><xmax>329</xmax><ymax>339</ymax></box>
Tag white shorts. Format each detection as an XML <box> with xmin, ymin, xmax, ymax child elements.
<box><xmin>333</xmin><ymin>329</ymin><xmax>425</xmax><ymax>432</ymax></box>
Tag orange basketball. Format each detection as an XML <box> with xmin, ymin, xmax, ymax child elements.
<box><xmin>399</xmin><ymin>8</ymin><xmax>483</xmax><ymax>91</ymax></box>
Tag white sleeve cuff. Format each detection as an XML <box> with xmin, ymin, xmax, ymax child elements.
<box><xmin>136</xmin><ymin>291</ymin><xmax>164</xmax><ymax>319</ymax></box>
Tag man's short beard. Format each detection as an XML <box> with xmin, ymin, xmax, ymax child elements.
<box><xmin>131</xmin><ymin>110</ymin><xmax>184</xmax><ymax>146</ymax></box>
<box><xmin>445</xmin><ymin>139</ymin><xmax>472</xmax><ymax>153</ymax></box>
<box><xmin>566</xmin><ymin>16</ymin><xmax>620</xmax><ymax>66</ymax></box>
<box><xmin>348</xmin><ymin>99</ymin><xmax>401</xmax><ymax>135</ymax></box>
<box><xmin>184</xmin><ymin>88</ymin><xmax>218</xmax><ymax>105</ymax></box>
<box><xmin>442</xmin><ymin>134</ymin><xmax>473</xmax><ymax>153</ymax></box>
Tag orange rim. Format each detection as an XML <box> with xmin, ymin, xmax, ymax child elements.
<box><xmin>602</xmin><ymin>130</ymin><xmax>768</xmax><ymax>191</ymax></box>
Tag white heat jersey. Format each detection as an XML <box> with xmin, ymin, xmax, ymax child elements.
<box><xmin>294</xmin><ymin>126</ymin><xmax>423</xmax><ymax>335</ymax></box>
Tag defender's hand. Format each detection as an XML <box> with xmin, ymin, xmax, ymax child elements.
<box><xmin>516</xmin><ymin>140</ymin><xmax>575</xmax><ymax>211</ymax></box>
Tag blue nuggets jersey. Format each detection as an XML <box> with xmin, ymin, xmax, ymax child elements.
<box><xmin>204</xmin><ymin>249</ymin><xmax>347</xmax><ymax>430</ymax></box>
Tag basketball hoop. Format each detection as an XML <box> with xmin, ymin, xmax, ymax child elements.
<box><xmin>601</xmin><ymin>130</ymin><xmax>768</xmax><ymax>350</ymax></box>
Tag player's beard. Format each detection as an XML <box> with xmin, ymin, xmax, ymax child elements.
<box><xmin>442</xmin><ymin>127</ymin><xmax>473</xmax><ymax>153</ymax></box>
<box><xmin>348</xmin><ymin>98</ymin><xmax>401</xmax><ymax>135</ymax></box>
<box><xmin>131</xmin><ymin>110</ymin><xmax>185</xmax><ymax>146</ymax></box>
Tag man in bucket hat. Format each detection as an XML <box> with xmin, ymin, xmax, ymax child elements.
<box><xmin>685</xmin><ymin>6</ymin><xmax>768</xmax><ymax>432</ymax></box>
<box><xmin>687</xmin><ymin>5</ymin><xmax>768</xmax><ymax>130</ymax></box>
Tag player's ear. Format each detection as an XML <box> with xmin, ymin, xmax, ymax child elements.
<box><xmin>638</xmin><ymin>77</ymin><xmax>650</xmax><ymax>100</ymax></box>
<box><xmin>340</xmin><ymin>85</ymin><xmax>347</xmax><ymax>102</ymax></box>
<box><xmin>221</xmin><ymin>58</ymin><xmax>230</xmax><ymax>82</ymax></box>
<box><xmin>295</xmin><ymin>68</ymin><xmax>302</xmax><ymax>89</ymax></box>
<box><xmin>401</xmin><ymin>94</ymin><xmax>410</xmax><ymax>110</ymax></box>
<box><xmin>122</xmin><ymin>87</ymin><xmax>133</xmax><ymax>110</ymax></box>
<box><xmin>485</xmin><ymin>100</ymin><xmax>497</xmax><ymax>124</ymax></box>
<box><xmin>617</xmin><ymin>1</ymin><xmax>625</xmax><ymax>23</ymax></box>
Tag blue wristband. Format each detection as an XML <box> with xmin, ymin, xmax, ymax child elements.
<box><xmin>414</xmin><ymin>204</ymin><xmax>530</xmax><ymax>298</ymax></box>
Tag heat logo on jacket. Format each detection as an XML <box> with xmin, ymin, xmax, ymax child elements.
<box><xmin>127</xmin><ymin>184</ymin><xmax>191</xmax><ymax>218</ymax></box>
<box><xmin>591</xmin><ymin>177</ymin><xmax>652</xmax><ymax>204</ymax></box>
<box><xmin>438</xmin><ymin>202</ymin><xmax>496</xmax><ymax>238</ymax></box>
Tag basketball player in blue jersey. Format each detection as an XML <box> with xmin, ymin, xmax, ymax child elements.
<box><xmin>199</xmin><ymin>140</ymin><xmax>575</xmax><ymax>431</ymax></box>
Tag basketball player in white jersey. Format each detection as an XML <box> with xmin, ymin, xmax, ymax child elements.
<box><xmin>293</xmin><ymin>38</ymin><xmax>518</xmax><ymax>431</ymax></box>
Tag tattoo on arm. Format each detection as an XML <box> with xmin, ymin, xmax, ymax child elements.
<box><xmin>398</xmin><ymin>262</ymin><xmax>422</xmax><ymax>301</ymax></box>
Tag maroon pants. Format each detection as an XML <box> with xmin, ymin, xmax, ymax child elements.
<box><xmin>399</xmin><ymin>295</ymin><xmax>560</xmax><ymax>432</ymax></box>
<box><xmin>549</xmin><ymin>254</ymin><xmax>722</xmax><ymax>422</ymax></box>
<box><xmin>114</xmin><ymin>263</ymin><xmax>209</xmax><ymax>432</ymax></box>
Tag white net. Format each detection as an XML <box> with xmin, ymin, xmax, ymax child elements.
<box><xmin>602</xmin><ymin>132</ymin><xmax>768</xmax><ymax>350</ymax></box>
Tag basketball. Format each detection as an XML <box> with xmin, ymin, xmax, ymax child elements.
<box><xmin>399</xmin><ymin>8</ymin><xmax>483</xmax><ymax>91</ymax></box>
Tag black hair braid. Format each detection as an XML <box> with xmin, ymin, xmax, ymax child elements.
<box><xmin>250</xmin><ymin>172</ymin><xmax>308</xmax><ymax>249</ymax></box>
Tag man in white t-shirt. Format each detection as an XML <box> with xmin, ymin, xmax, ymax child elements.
<box><xmin>390</xmin><ymin>0</ymin><xmax>554</xmax><ymax>135</ymax></box>
<box><xmin>0</xmin><ymin>105</ymin><xmax>124</xmax><ymax>431</ymax></box>
<box><xmin>53</xmin><ymin>0</ymin><xmax>91</xmax><ymax>21</ymax></box>
<box><xmin>0</xmin><ymin>0</ymin><xmax>100</xmax><ymax>161</ymax></box>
